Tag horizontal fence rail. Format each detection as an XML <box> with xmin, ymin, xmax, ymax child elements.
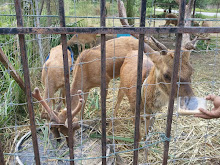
<box><xmin>0</xmin><ymin>27</ymin><xmax>220</xmax><ymax>35</ymax></box>
<box><xmin>1</xmin><ymin>14</ymin><xmax>220</xmax><ymax>22</ymax></box>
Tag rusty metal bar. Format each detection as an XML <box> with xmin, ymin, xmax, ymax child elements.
<box><xmin>0</xmin><ymin>47</ymin><xmax>25</xmax><ymax>91</ymax></box>
<box><xmin>162</xmin><ymin>0</ymin><xmax>186</xmax><ymax>164</ymax></box>
<box><xmin>14</xmin><ymin>0</ymin><xmax>41</xmax><ymax>164</ymax></box>
<box><xmin>58</xmin><ymin>0</ymin><xmax>74</xmax><ymax>164</ymax></box>
<box><xmin>0</xmin><ymin>27</ymin><xmax>219</xmax><ymax>35</ymax></box>
<box><xmin>100</xmin><ymin>0</ymin><xmax>106</xmax><ymax>164</ymax></box>
<box><xmin>133</xmin><ymin>0</ymin><xmax>146</xmax><ymax>164</ymax></box>
<box><xmin>0</xmin><ymin>140</ymin><xmax>5</xmax><ymax>165</ymax></box>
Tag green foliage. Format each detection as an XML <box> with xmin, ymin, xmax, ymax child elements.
<box><xmin>196</xmin><ymin>40</ymin><xmax>216</xmax><ymax>51</ymax></box>
<box><xmin>85</xmin><ymin>90</ymin><xmax>100</xmax><ymax>119</ymax></box>
<box><xmin>0</xmin><ymin>58</ymin><xmax>26</xmax><ymax>128</ymax></box>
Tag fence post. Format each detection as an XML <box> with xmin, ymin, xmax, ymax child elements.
<box><xmin>162</xmin><ymin>0</ymin><xmax>186</xmax><ymax>164</ymax></box>
<box><xmin>133</xmin><ymin>0</ymin><xmax>147</xmax><ymax>164</ymax></box>
<box><xmin>100</xmin><ymin>0</ymin><xmax>107</xmax><ymax>164</ymax></box>
<box><xmin>14</xmin><ymin>0</ymin><xmax>41</xmax><ymax>164</ymax></box>
<box><xmin>58</xmin><ymin>0</ymin><xmax>75</xmax><ymax>164</ymax></box>
<box><xmin>0</xmin><ymin>140</ymin><xmax>5</xmax><ymax>165</ymax></box>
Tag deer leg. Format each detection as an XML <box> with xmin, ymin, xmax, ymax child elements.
<box><xmin>82</xmin><ymin>44</ymin><xmax>85</xmax><ymax>52</ymax></box>
<box><xmin>114</xmin><ymin>87</ymin><xmax>125</xmax><ymax>118</ymax></box>
<box><xmin>107</xmin><ymin>84</ymin><xmax>124</xmax><ymax>134</ymax></box>
<box><xmin>51</xmin><ymin>127</ymin><xmax>62</xmax><ymax>142</ymax></box>
<box><xmin>78</xmin><ymin>44</ymin><xmax>82</xmax><ymax>53</ymax></box>
<box><xmin>206</xmin><ymin>40</ymin><xmax>210</xmax><ymax>52</ymax></box>
<box><xmin>89</xmin><ymin>43</ymin><xmax>93</xmax><ymax>49</ymax></box>
<box><xmin>56</xmin><ymin>87</ymin><xmax>66</xmax><ymax>112</ymax></box>
<box><xmin>144</xmin><ymin>113</ymin><xmax>155</xmax><ymax>161</ymax></box>
<box><xmin>79</xmin><ymin>91</ymin><xmax>89</xmax><ymax>120</ymax></box>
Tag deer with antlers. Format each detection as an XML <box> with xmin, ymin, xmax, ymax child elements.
<box><xmin>41</xmin><ymin>34</ymin><xmax>81</xmax><ymax>119</ymax></box>
<box><xmin>114</xmin><ymin>0</ymin><xmax>197</xmax><ymax>140</ymax></box>
<box><xmin>33</xmin><ymin>87</ymin><xmax>84</xmax><ymax>144</ymax></box>
<box><xmin>114</xmin><ymin>36</ymin><xmax>196</xmax><ymax>139</ymax></box>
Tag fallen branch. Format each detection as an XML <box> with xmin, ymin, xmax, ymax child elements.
<box><xmin>0</xmin><ymin>47</ymin><xmax>25</xmax><ymax>91</ymax></box>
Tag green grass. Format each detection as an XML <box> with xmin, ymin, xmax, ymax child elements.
<box><xmin>195</xmin><ymin>8</ymin><xmax>219</xmax><ymax>14</ymax></box>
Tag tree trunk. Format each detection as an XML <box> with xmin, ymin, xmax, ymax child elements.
<box><xmin>217</xmin><ymin>3</ymin><xmax>219</xmax><ymax>18</ymax></box>
<box><xmin>126</xmin><ymin>0</ymin><xmax>135</xmax><ymax>26</ymax></box>
<box><xmin>46</xmin><ymin>0</ymin><xmax>51</xmax><ymax>26</ymax></box>
<box><xmin>175</xmin><ymin>0</ymin><xmax>196</xmax><ymax>45</ymax></box>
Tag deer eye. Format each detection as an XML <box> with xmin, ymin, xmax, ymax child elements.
<box><xmin>164</xmin><ymin>74</ymin><xmax>171</xmax><ymax>80</ymax></box>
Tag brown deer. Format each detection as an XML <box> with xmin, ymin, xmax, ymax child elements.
<box><xmin>114</xmin><ymin>36</ymin><xmax>196</xmax><ymax>140</ymax></box>
<box><xmin>68</xmin><ymin>33</ymin><xmax>97</xmax><ymax>53</ymax></box>
<box><xmin>42</xmin><ymin>35</ymin><xmax>159</xmax><ymax>143</ymax></box>
<box><xmin>33</xmin><ymin>88</ymin><xmax>84</xmax><ymax>144</ymax></box>
<box><xmin>164</xmin><ymin>13</ymin><xmax>178</xmax><ymax>26</ymax></box>
<box><xmin>69</xmin><ymin>36</ymin><xmax>157</xmax><ymax>118</ymax></box>
<box><xmin>116</xmin><ymin>0</ymin><xmax>196</xmax><ymax>139</ymax></box>
<box><xmin>201</xmin><ymin>21</ymin><xmax>212</xmax><ymax>27</ymax></box>
<box><xmin>41</xmin><ymin>36</ymin><xmax>77</xmax><ymax>119</ymax></box>
<box><xmin>114</xmin><ymin>50</ymin><xmax>154</xmax><ymax>116</ymax></box>
<box><xmin>197</xmin><ymin>21</ymin><xmax>212</xmax><ymax>51</ymax></box>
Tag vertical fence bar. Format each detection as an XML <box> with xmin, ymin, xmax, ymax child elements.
<box><xmin>0</xmin><ymin>140</ymin><xmax>5</xmax><ymax>165</ymax></box>
<box><xmin>162</xmin><ymin>0</ymin><xmax>186</xmax><ymax>164</ymax></box>
<box><xmin>58</xmin><ymin>0</ymin><xmax>75</xmax><ymax>164</ymax></box>
<box><xmin>14</xmin><ymin>0</ymin><xmax>41</xmax><ymax>164</ymax></box>
<box><xmin>100</xmin><ymin>0</ymin><xmax>106</xmax><ymax>164</ymax></box>
<box><xmin>133</xmin><ymin>0</ymin><xmax>147</xmax><ymax>164</ymax></box>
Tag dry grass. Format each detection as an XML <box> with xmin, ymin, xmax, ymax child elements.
<box><xmin>3</xmin><ymin>28</ymin><xmax>220</xmax><ymax>164</ymax></box>
<box><xmin>82</xmin><ymin>35</ymin><xmax>220</xmax><ymax>164</ymax></box>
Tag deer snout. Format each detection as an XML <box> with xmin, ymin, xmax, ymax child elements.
<box><xmin>179</xmin><ymin>83</ymin><xmax>194</xmax><ymax>97</ymax></box>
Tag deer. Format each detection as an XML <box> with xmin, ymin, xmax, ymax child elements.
<box><xmin>68</xmin><ymin>33</ymin><xmax>97</xmax><ymax>53</ymax></box>
<box><xmin>114</xmin><ymin>50</ymin><xmax>154</xmax><ymax>117</ymax></box>
<box><xmin>114</xmin><ymin>0</ymin><xmax>197</xmax><ymax>140</ymax></box>
<box><xmin>41</xmin><ymin>36</ymin><xmax>76</xmax><ymax>120</ymax></box>
<box><xmin>114</xmin><ymin>36</ymin><xmax>197</xmax><ymax>140</ymax></box>
<box><xmin>201</xmin><ymin>21</ymin><xmax>212</xmax><ymax>27</ymax></box>
<box><xmin>42</xmin><ymin>35</ymin><xmax>161</xmax><ymax>144</ymax></box>
<box><xmin>42</xmin><ymin>33</ymin><xmax>92</xmax><ymax>119</ymax></box>
<box><xmin>195</xmin><ymin>21</ymin><xmax>212</xmax><ymax>51</ymax></box>
<box><xmin>164</xmin><ymin>13</ymin><xmax>178</xmax><ymax>26</ymax></box>
<box><xmin>32</xmin><ymin>87</ymin><xmax>84</xmax><ymax>144</ymax></box>
<box><xmin>69</xmin><ymin>36</ymin><xmax>157</xmax><ymax>118</ymax></box>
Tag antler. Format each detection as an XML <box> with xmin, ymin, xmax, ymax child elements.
<box><xmin>150</xmin><ymin>36</ymin><xmax>168</xmax><ymax>55</ymax></box>
<box><xmin>71</xmin><ymin>90</ymin><xmax>84</xmax><ymax>117</ymax></box>
<box><xmin>32</xmin><ymin>88</ymin><xmax>61</xmax><ymax>124</ymax></box>
<box><xmin>184</xmin><ymin>36</ymin><xmax>198</xmax><ymax>50</ymax></box>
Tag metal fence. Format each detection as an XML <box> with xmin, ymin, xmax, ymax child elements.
<box><xmin>0</xmin><ymin>0</ymin><xmax>220</xmax><ymax>164</ymax></box>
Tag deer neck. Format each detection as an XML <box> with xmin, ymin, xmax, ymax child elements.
<box><xmin>67</xmin><ymin>39</ymin><xmax>76</xmax><ymax>47</ymax></box>
<box><xmin>146</xmin><ymin>67</ymin><xmax>169</xmax><ymax>112</ymax></box>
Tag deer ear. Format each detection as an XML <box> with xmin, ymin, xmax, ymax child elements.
<box><xmin>149</xmin><ymin>52</ymin><xmax>162</xmax><ymax>65</ymax></box>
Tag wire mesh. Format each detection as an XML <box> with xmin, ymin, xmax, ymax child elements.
<box><xmin>0</xmin><ymin>0</ymin><xmax>220</xmax><ymax>164</ymax></box>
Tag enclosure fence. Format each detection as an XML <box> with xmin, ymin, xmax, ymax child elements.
<box><xmin>0</xmin><ymin>0</ymin><xmax>220</xmax><ymax>164</ymax></box>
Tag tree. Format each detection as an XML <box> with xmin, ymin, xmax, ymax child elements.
<box><xmin>126</xmin><ymin>0</ymin><xmax>135</xmax><ymax>25</ymax></box>
<box><xmin>175</xmin><ymin>0</ymin><xmax>196</xmax><ymax>45</ymax></box>
<box><xmin>210</xmin><ymin>0</ymin><xmax>220</xmax><ymax>17</ymax></box>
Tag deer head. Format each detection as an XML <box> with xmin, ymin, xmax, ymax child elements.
<box><xmin>148</xmin><ymin>36</ymin><xmax>196</xmax><ymax>97</ymax></box>
<box><xmin>32</xmin><ymin>88</ymin><xmax>84</xmax><ymax>143</ymax></box>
